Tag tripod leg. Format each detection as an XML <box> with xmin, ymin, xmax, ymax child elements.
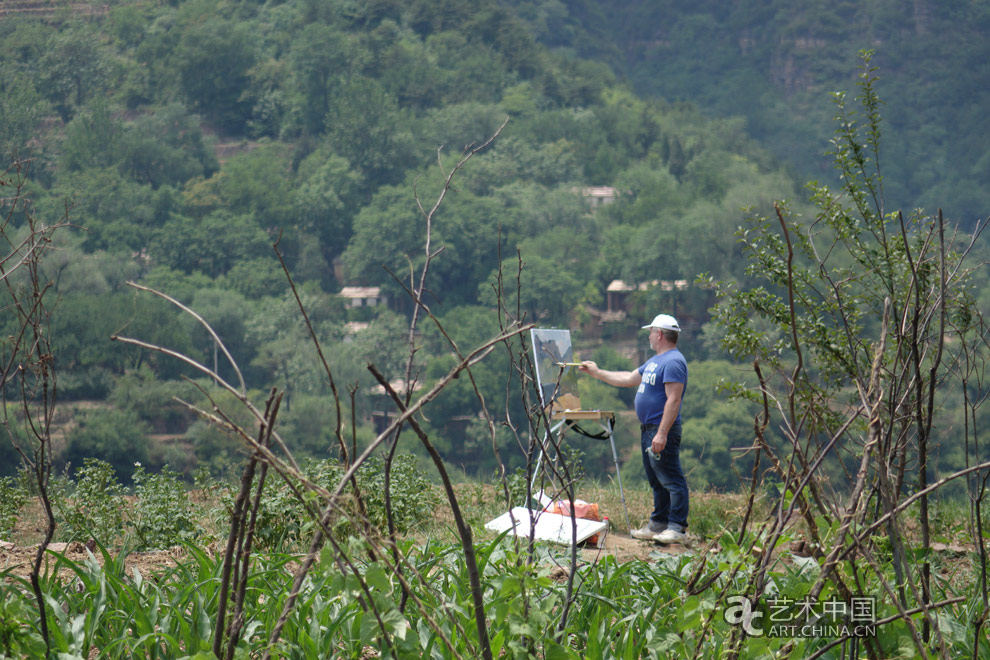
<box><xmin>530</xmin><ymin>421</ymin><xmax>566</xmax><ymax>505</ymax></box>
<box><xmin>607</xmin><ymin>425</ymin><xmax>632</xmax><ymax>535</ymax></box>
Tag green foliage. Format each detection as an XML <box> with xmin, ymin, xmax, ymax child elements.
<box><xmin>52</xmin><ymin>458</ymin><xmax>125</xmax><ymax>545</ymax></box>
<box><xmin>108</xmin><ymin>368</ymin><xmax>195</xmax><ymax>433</ymax></box>
<box><xmin>288</xmin><ymin>23</ymin><xmax>350</xmax><ymax>135</ymax></box>
<box><xmin>245</xmin><ymin>455</ymin><xmax>440</xmax><ymax>550</ymax></box>
<box><xmin>13</xmin><ymin>523</ymin><xmax>985</xmax><ymax>659</ymax></box>
<box><xmin>292</xmin><ymin>145</ymin><xmax>364</xmax><ymax>258</ymax></box>
<box><xmin>37</xmin><ymin>21</ymin><xmax>114</xmax><ymax>120</ymax></box>
<box><xmin>0</xmin><ymin>582</ymin><xmax>46</xmax><ymax>659</ymax></box>
<box><xmin>175</xmin><ymin>18</ymin><xmax>257</xmax><ymax>133</ymax></box>
<box><xmin>150</xmin><ymin>210</ymin><xmax>273</xmax><ymax>278</ymax></box>
<box><xmin>54</xmin><ymin>290</ymin><xmax>193</xmax><ymax>382</ymax></box>
<box><xmin>0</xmin><ymin>476</ymin><xmax>26</xmax><ymax>539</ymax></box>
<box><xmin>116</xmin><ymin>104</ymin><xmax>218</xmax><ymax>187</ymax></box>
<box><xmin>350</xmin><ymin>454</ymin><xmax>440</xmax><ymax>533</ymax></box>
<box><xmin>60</xmin><ymin>100</ymin><xmax>120</xmax><ymax>172</ymax></box>
<box><xmin>130</xmin><ymin>465</ymin><xmax>197</xmax><ymax>551</ymax></box>
<box><xmin>0</xmin><ymin>437</ymin><xmax>20</xmax><ymax>479</ymax></box>
<box><xmin>558</xmin><ymin>0</ymin><xmax>990</xmax><ymax>223</ymax></box>
<box><xmin>62</xmin><ymin>408</ymin><xmax>149</xmax><ymax>483</ymax></box>
<box><xmin>324</xmin><ymin>75</ymin><xmax>417</xmax><ymax>186</ymax></box>
<box><xmin>0</xmin><ymin>69</ymin><xmax>48</xmax><ymax>157</ymax></box>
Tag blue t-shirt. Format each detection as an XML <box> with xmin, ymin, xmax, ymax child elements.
<box><xmin>634</xmin><ymin>349</ymin><xmax>688</xmax><ymax>426</ymax></box>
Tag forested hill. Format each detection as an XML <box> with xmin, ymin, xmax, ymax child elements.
<box><xmin>0</xmin><ymin>0</ymin><xmax>983</xmax><ymax>487</ymax></box>
<box><xmin>517</xmin><ymin>0</ymin><xmax>990</xmax><ymax>225</ymax></box>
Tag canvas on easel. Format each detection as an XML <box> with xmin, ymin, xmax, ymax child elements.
<box><xmin>530</xmin><ymin>328</ymin><xmax>581</xmax><ymax>414</ymax></box>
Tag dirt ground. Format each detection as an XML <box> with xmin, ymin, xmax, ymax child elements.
<box><xmin>585</xmin><ymin>525</ymin><xmax>693</xmax><ymax>562</ymax></box>
<box><xmin>0</xmin><ymin>540</ymin><xmax>186</xmax><ymax>580</ymax></box>
<box><xmin>0</xmin><ymin>514</ymin><xmax>692</xmax><ymax>582</ymax></box>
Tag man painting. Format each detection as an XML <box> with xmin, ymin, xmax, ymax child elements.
<box><xmin>578</xmin><ymin>314</ymin><xmax>689</xmax><ymax>544</ymax></box>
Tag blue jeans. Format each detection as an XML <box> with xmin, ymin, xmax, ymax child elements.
<box><xmin>640</xmin><ymin>423</ymin><xmax>689</xmax><ymax>532</ymax></box>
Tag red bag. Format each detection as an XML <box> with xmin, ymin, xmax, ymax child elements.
<box><xmin>545</xmin><ymin>499</ymin><xmax>602</xmax><ymax>544</ymax></box>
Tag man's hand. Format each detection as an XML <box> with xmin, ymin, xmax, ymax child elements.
<box><xmin>652</xmin><ymin>433</ymin><xmax>667</xmax><ymax>454</ymax></box>
<box><xmin>578</xmin><ymin>360</ymin><xmax>598</xmax><ymax>375</ymax></box>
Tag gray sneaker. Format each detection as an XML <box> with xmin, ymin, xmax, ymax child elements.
<box><xmin>654</xmin><ymin>528</ymin><xmax>688</xmax><ymax>544</ymax></box>
<box><xmin>631</xmin><ymin>522</ymin><xmax>664</xmax><ymax>540</ymax></box>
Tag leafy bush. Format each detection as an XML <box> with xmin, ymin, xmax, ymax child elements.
<box><xmin>236</xmin><ymin>454</ymin><xmax>440</xmax><ymax>551</ymax></box>
<box><xmin>348</xmin><ymin>454</ymin><xmax>440</xmax><ymax>533</ymax></box>
<box><xmin>0</xmin><ymin>476</ymin><xmax>26</xmax><ymax>539</ymax></box>
<box><xmin>130</xmin><ymin>464</ymin><xmax>197</xmax><ymax>550</ymax></box>
<box><xmin>51</xmin><ymin>458</ymin><xmax>125</xmax><ymax>545</ymax></box>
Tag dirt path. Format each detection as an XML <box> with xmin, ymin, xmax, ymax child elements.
<box><xmin>0</xmin><ymin>540</ymin><xmax>185</xmax><ymax>580</ymax></box>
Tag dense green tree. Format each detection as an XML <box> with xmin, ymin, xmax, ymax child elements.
<box><xmin>175</xmin><ymin>18</ymin><xmax>257</xmax><ymax>133</ymax></box>
<box><xmin>109</xmin><ymin>368</ymin><xmax>196</xmax><ymax>433</ymax></box>
<box><xmin>220</xmin><ymin>258</ymin><xmax>286</xmax><ymax>299</ymax></box>
<box><xmin>245</xmin><ymin>56</ymin><xmax>291</xmax><ymax>139</ymax></box>
<box><xmin>597</xmin><ymin>158</ymin><xmax>686</xmax><ymax>226</ymax></box>
<box><xmin>418</xmin><ymin>103</ymin><xmax>507</xmax><ymax>157</ymax></box>
<box><xmin>0</xmin><ymin>70</ymin><xmax>48</xmax><ymax>156</ymax></box>
<box><xmin>345</xmin><ymin>180</ymin><xmax>513</xmax><ymax>306</ymax></box>
<box><xmin>213</xmin><ymin>144</ymin><xmax>293</xmax><ymax>226</ymax></box>
<box><xmin>0</xmin><ymin>20</ymin><xmax>54</xmax><ymax>66</ymax></box>
<box><xmin>423</xmin><ymin>31</ymin><xmax>508</xmax><ymax>104</ymax></box>
<box><xmin>116</xmin><ymin>104</ymin><xmax>218</xmax><ymax>187</ymax></box>
<box><xmin>107</xmin><ymin>4</ymin><xmax>151</xmax><ymax>48</ymax></box>
<box><xmin>184</xmin><ymin>287</ymin><xmax>255</xmax><ymax>383</ymax></box>
<box><xmin>54</xmin><ymin>292</ymin><xmax>194</xmax><ymax>382</ymax></box>
<box><xmin>138</xmin><ymin>266</ymin><xmax>214</xmax><ymax>305</ymax></box>
<box><xmin>0</xmin><ymin>435</ymin><xmax>19</xmax><ymax>477</ymax></box>
<box><xmin>38</xmin><ymin>22</ymin><xmax>114</xmax><ymax>121</ymax></box>
<box><xmin>149</xmin><ymin>210</ymin><xmax>272</xmax><ymax>277</ymax></box>
<box><xmin>277</xmin><ymin>393</ymin><xmax>338</xmax><ymax>458</ymax></box>
<box><xmin>289</xmin><ymin>24</ymin><xmax>350</xmax><ymax>135</ymax></box>
<box><xmin>40</xmin><ymin>236</ymin><xmax>140</xmax><ymax>296</ymax></box>
<box><xmin>245</xmin><ymin>288</ymin><xmax>347</xmax><ymax>402</ymax></box>
<box><xmin>61</xmin><ymin>408</ymin><xmax>149</xmax><ymax>482</ymax></box>
<box><xmin>324</xmin><ymin>76</ymin><xmax>417</xmax><ymax>187</ymax></box>
<box><xmin>40</xmin><ymin>168</ymin><xmax>158</xmax><ymax>252</ymax></box>
<box><xmin>463</xmin><ymin>4</ymin><xmax>541</xmax><ymax>78</ymax></box>
<box><xmin>293</xmin><ymin>147</ymin><xmax>364</xmax><ymax>263</ymax></box>
<box><xmin>60</xmin><ymin>101</ymin><xmax>121</xmax><ymax>172</ymax></box>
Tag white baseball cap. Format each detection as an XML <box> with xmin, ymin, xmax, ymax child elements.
<box><xmin>642</xmin><ymin>314</ymin><xmax>680</xmax><ymax>332</ymax></box>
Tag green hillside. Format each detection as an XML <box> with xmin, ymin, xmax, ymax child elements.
<box><xmin>522</xmin><ymin>0</ymin><xmax>990</xmax><ymax>225</ymax></box>
<box><xmin>0</xmin><ymin>0</ymin><xmax>984</xmax><ymax>493</ymax></box>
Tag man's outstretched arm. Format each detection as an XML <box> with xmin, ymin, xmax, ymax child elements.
<box><xmin>579</xmin><ymin>361</ymin><xmax>641</xmax><ymax>388</ymax></box>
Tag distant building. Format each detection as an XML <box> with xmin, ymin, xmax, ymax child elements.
<box><xmin>573</xmin><ymin>186</ymin><xmax>618</xmax><ymax>210</ymax></box>
<box><xmin>606</xmin><ymin>279</ymin><xmax>688</xmax><ymax>313</ymax></box>
<box><xmin>338</xmin><ymin>286</ymin><xmax>383</xmax><ymax>308</ymax></box>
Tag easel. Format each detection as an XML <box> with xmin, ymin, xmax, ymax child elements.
<box><xmin>484</xmin><ymin>328</ymin><xmax>631</xmax><ymax>545</ymax></box>
<box><xmin>531</xmin><ymin>409</ymin><xmax>632</xmax><ymax>534</ymax></box>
